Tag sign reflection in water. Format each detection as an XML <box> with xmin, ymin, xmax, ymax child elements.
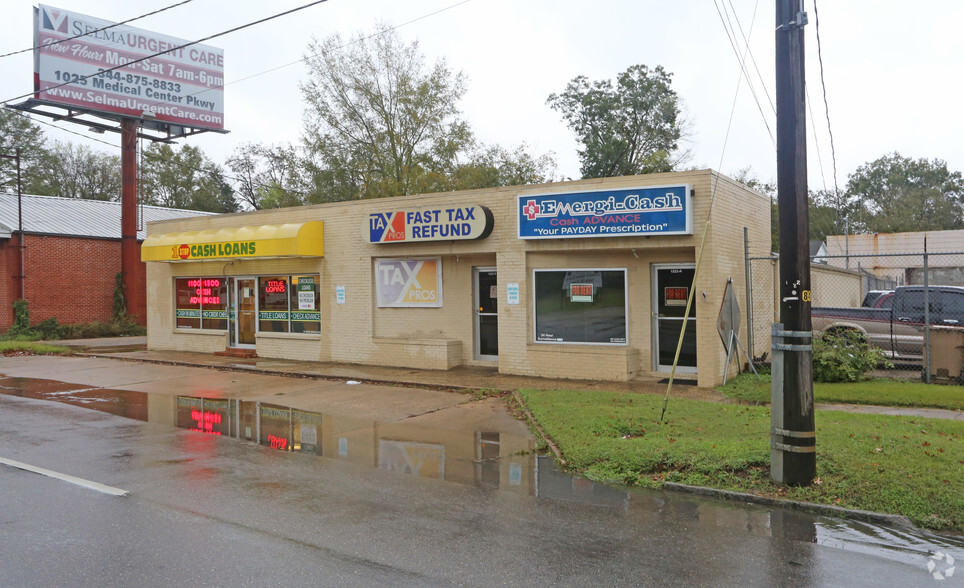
<box><xmin>172</xmin><ymin>396</ymin><xmax>535</xmax><ymax>493</ymax></box>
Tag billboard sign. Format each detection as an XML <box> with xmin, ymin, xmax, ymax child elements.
<box><xmin>364</xmin><ymin>205</ymin><xmax>493</xmax><ymax>243</ymax></box>
<box><xmin>518</xmin><ymin>185</ymin><xmax>692</xmax><ymax>239</ymax></box>
<box><xmin>33</xmin><ymin>4</ymin><xmax>225</xmax><ymax>130</ymax></box>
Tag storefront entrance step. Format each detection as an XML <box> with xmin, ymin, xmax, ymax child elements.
<box><xmin>215</xmin><ymin>347</ymin><xmax>258</xmax><ymax>359</ymax></box>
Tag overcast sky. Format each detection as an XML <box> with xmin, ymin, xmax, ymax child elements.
<box><xmin>2</xmin><ymin>0</ymin><xmax>963</xmax><ymax>192</ymax></box>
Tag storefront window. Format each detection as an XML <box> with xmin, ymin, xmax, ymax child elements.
<box><xmin>533</xmin><ymin>269</ymin><xmax>627</xmax><ymax>345</ymax></box>
<box><xmin>176</xmin><ymin>277</ymin><xmax>228</xmax><ymax>330</ymax></box>
<box><xmin>200</xmin><ymin>278</ymin><xmax>228</xmax><ymax>330</ymax></box>
<box><xmin>259</xmin><ymin>276</ymin><xmax>290</xmax><ymax>333</ymax></box>
<box><xmin>257</xmin><ymin>275</ymin><xmax>322</xmax><ymax>334</ymax></box>
<box><xmin>175</xmin><ymin>275</ymin><xmax>319</xmax><ymax>335</ymax></box>
<box><xmin>290</xmin><ymin>275</ymin><xmax>321</xmax><ymax>334</ymax></box>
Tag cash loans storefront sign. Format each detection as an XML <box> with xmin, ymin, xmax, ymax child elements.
<box><xmin>518</xmin><ymin>185</ymin><xmax>692</xmax><ymax>239</ymax></box>
<box><xmin>141</xmin><ymin>222</ymin><xmax>325</xmax><ymax>262</ymax></box>
<box><xmin>365</xmin><ymin>205</ymin><xmax>493</xmax><ymax>243</ymax></box>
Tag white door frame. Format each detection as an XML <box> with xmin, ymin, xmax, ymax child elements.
<box><xmin>474</xmin><ymin>267</ymin><xmax>498</xmax><ymax>361</ymax></box>
<box><xmin>651</xmin><ymin>263</ymin><xmax>697</xmax><ymax>374</ymax></box>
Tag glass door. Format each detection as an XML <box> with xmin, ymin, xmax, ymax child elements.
<box><xmin>233</xmin><ymin>277</ymin><xmax>257</xmax><ymax>347</ymax></box>
<box><xmin>652</xmin><ymin>264</ymin><xmax>697</xmax><ymax>373</ymax></box>
<box><xmin>474</xmin><ymin>267</ymin><xmax>498</xmax><ymax>360</ymax></box>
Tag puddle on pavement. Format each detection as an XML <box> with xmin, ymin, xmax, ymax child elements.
<box><xmin>2</xmin><ymin>374</ymin><xmax>962</xmax><ymax>570</ymax></box>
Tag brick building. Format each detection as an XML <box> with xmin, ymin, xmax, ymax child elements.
<box><xmin>0</xmin><ymin>193</ymin><xmax>214</xmax><ymax>331</ymax></box>
<box><xmin>142</xmin><ymin>171</ymin><xmax>770</xmax><ymax>387</ymax></box>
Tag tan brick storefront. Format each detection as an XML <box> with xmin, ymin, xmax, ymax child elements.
<box><xmin>142</xmin><ymin>170</ymin><xmax>770</xmax><ymax>387</ymax></box>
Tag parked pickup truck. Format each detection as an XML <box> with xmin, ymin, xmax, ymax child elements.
<box><xmin>811</xmin><ymin>285</ymin><xmax>964</xmax><ymax>362</ymax></box>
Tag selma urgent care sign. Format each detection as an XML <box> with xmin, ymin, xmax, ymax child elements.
<box><xmin>518</xmin><ymin>185</ymin><xmax>692</xmax><ymax>239</ymax></box>
<box><xmin>33</xmin><ymin>4</ymin><xmax>224</xmax><ymax>130</ymax></box>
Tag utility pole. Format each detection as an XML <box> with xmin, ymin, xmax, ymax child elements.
<box><xmin>771</xmin><ymin>0</ymin><xmax>816</xmax><ymax>485</ymax></box>
<box><xmin>0</xmin><ymin>148</ymin><xmax>24</xmax><ymax>301</ymax></box>
<box><xmin>120</xmin><ymin>119</ymin><xmax>144</xmax><ymax>321</ymax></box>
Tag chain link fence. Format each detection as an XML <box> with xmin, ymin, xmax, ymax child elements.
<box><xmin>745</xmin><ymin>247</ymin><xmax>964</xmax><ymax>383</ymax></box>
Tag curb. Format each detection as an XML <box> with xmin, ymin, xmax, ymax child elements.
<box><xmin>79</xmin><ymin>352</ymin><xmax>486</xmax><ymax>394</ymax></box>
<box><xmin>663</xmin><ymin>482</ymin><xmax>917</xmax><ymax>529</ymax></box>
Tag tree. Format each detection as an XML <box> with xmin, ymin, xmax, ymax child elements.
<box><xmin>0</xmin><ymin>108</ymin><xmax>48</xmax><ymax>193</ymax></box>
<box><xmin>226</xmin><ymin>142</ymin><xmax>308</xmax><ymax>209</ymax></box>
<box><xmin>29</xmin><ymin>141</ymin><xmax>121</xmax><ymax>200</ymax></box>
<box><xmin>547</xmin><ymin>64</ymin><xmax>686</xmax><ymax>179</ymax></box>
<box><xmin>140</xmin><ymin>143</ymin><xmax>236</xmax><ymax>212</ymax></box>
<box><xmin>451</xmin><ymin>144</ymin><xmax>557</xmax><ymax>191</ymax></box>
<box><xmin>299</xmin><ymin>25</ymin><xmax>473</xmax><ymax>200</ymax></box>
<box><xmin>845</xmin><ymin>153</ymin><xmax>964</xmax><ymax>233</ymax></box>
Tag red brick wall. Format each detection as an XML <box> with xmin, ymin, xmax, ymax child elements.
<box><xmin>0</xmin><ymin>234</ymin><xmax>147</xmax><ymax>331</ymax></box>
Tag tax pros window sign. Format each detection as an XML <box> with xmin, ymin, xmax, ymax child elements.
<box><xmin>33</xmin><ymin>4</ymin><xmax>225</xmax><ymax>130</ymax></box>
<box><xmin>375</xmin><ymin>258</ymin><xmax>442</xmax><ymax>307</ymax></box>
<box><xmin>518</xmin><ymin>185</ymin><xmax>692</xmax><ymax>239</ymax></box>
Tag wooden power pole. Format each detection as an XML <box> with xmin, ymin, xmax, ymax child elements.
<box><xmin>772</xmin><ymin>0</ymin><xmax>816</xmax><ymax>485</ymax></box>
<box><xmin>120</xmin><ymin>118</ymin><xmax>144</xmax><ymax>321</ymax></box>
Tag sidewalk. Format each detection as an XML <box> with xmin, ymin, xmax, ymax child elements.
<box><xmin>49</xmin><ymin>336</ymin><xmax>964</xmax><ymax>421</ymax></box>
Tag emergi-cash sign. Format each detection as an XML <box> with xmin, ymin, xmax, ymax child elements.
<box><xmin>518</xmin><ymin>185</ymin><xmax>692</xmax><ymax>239</ymax></box>
<box><xmin>33</xmin><ymin>4</ymin><xmax>225</xmax><ymax>131</ymax></box>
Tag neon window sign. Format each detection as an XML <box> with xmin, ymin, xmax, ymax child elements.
<box><xmin>190</xmin><ymin>409</ymin><xmax>223</xmax><ymax>435</ymax></box>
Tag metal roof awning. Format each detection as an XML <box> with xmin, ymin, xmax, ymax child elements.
<box><xmin>141</xmin><ymin>221</ymin><xmax>324</xmax><ymax>262</ymax></box>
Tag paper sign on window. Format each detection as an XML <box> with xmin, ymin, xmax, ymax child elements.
<box><xmin>665</xmin><ymin>286</ymin><xmax>689</xmax><ymax>307</ymax></box>
<box><xmin>569</xmin><ymin>283</ymin><xmax>594</xmax><ymax>302</ymax></box>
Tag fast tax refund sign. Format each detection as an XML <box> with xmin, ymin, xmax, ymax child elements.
<box><xmin>141</xmin><ymin>222</ymin><xmax>324</xmax><ymax>261</ymax></box>
<box><xmin>364</xmin><ymin>205</ymin><xmax>493</xmax><ymax>243</ymax></box>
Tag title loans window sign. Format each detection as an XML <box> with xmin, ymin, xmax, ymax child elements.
<box><xmin>34</xmin><ymin>4</ymin><xmax>225</xmax><ymax>131</ymax></box>
<box><xmin>518</xmin><ymin>185</ymin><xmax>692</xmax><ymax>239</ymax></box>
<box><xmin>375</xmin><ymin>258</ymin><xmax>442</xmax><ymax>307</ymax></box>
<box><xmin>365</xmin><ymin>205</ymin><xmax>493</xmax><ymax>243</ymax></box>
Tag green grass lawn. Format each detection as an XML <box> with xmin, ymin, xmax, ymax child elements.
<box><xmin>0</xmin><ymin>341</ymin><xmax>72</xmax><ymax>356</ymax></box>
<box><xmin>718</xmin><ymin>373</ymin><xmax>964</xmax><ymax>411</ymax></box>
<box><xmin>518</xmin><ymin>388</ymin><xmax>964</xmax><ymax>531</ymax></box>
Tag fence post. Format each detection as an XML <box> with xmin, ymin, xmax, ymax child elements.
<box><xmin>924</xmin><ymin>249</ymin><xmax>930</xmax><ymax>384</ymax></box>
<box><xmin>744</xmin><ymin>227</ymin><xmax>754</xmax><ymax>363</ymax></box>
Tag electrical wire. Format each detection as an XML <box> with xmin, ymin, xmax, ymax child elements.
<box><xmin>5</xmin><ymin>0</ymin><xmax>478</xmax><ymax>209</ymax></box>
<box><xmin>712</xmin><ymin>0</ymin><xmax>775</xmax><ymax>147</ymax></box>
<box><xmin>725</xmin><ymin>0</ymin><xmax>775</xmax><ymax>116</ymax></box>
<box><xmin>661</xmin><ymin>0</ymin><xmax>766</xmax><ymax>421</ymax></box>
<box><xmin>813</xmin><ymin>0</ymin><xmax>841</xmax><ymax>207</ymax></box>
<box><xmin>0</xmin><ymin>0</ymin><xmax>195</xmax><ymax>60</ymax></box>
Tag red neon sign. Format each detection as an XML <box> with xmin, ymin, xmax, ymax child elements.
<box><xmin>190</xmin><ymin>409</ymin><xmax>223</xmax><ymax>435</ymax></box>
<box><xmin>264</xmin><ymin>280</ymin><xmax>286</xmax><ymax>294</ymax></box>
<box><xmin>267</xmin><ymin>434</ymin><xmax>288</xmax><ymax>450</ymax></box>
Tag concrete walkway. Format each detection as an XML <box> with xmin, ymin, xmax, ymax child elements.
<box><xmin>41</xmin><ymin>336</ymin><xmax>964</xmax><ymax>421</ymax></box>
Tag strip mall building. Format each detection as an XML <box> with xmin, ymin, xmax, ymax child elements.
<box><xmin>142</xmin><ymin>170</ymin><xmax>770</xmax><ymax>387</ymax></box>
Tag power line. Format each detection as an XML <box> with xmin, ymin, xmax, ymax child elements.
<box><xmin>5</xmin><ymin>0</ymin><xmax>476</xmax><ymax>208</ymax></box>
<box><xmin>0</xmin><ymin>0</ymin><xmax>195</xmax><ymax>60</ymax></box>
<box><xmin>813</xmin><ymin>0</ymin><xmax>841</xmax><ymax>200</ymax></box>
<box><xmin>712</xmin><ymin>0</ymin><xmax>775</xmax><ymax>148</ymax></box>
<box><xmin>725</xmin><ymin>0</ymin><xmax>775</xmax><ymax>116</ymax></box>
<box><xmin>226</xmin><ymin>0</ymin><xmax>473</xmax><ymax>90</ymax></box>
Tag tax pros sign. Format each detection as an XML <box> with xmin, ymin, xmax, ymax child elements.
<box><xmin>33</xmin><ymin>4</ymin><xmax>225</xmax><ymax>130</ymax></box>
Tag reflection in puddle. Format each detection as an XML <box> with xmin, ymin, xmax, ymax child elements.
<box><xmin>2</xmin><ymin>374</ymin><xmax>963</xmax><ymax>569</ymax></box>
<box><xmin>172</xmin><ymin>395</ymin><xmax>537</xmax><ymax>494</ymax></box>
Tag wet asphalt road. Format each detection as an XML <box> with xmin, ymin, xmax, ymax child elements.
<box><xmin>1</xmin><ymin>360</ymin><xmax>962</xmax><ymax>586</ymax></box>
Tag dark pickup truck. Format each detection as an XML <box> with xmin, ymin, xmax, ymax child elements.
<box><xmin>811</xmin><ymin>285</ymin><xmax>964</xmax><ymax>361</ymax></box>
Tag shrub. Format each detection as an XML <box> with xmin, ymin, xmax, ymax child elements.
<box><xmin>812</xmin><ymin>330</ymin><xmax>890</xmax><ymax>383</ymax></box>
<box><xmin>35</xmin><ymin>317</ymin><xmax>63</xmax><ymax>340</ymax></box>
